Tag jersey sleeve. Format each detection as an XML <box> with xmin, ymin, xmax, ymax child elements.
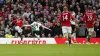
<box><xmin>70</xmin><ymin>13</ymin><xmax>75</xmax><ymax>20</ymax></box>
<box><xmin>12</xmin><ymin>20</ymin><xmax>16</xmax><ymax>23</ymax></box>
<box><xmin>21</xmin><ymin>20</ymin><xmax>23</xmax><ymax>26</ymax></box>
<box><xmin>82</xmin><ymin>13</ymin><xmax>87</xmax><ymax>23</ymax></box>
<box><xmin>93</xmin><ymin>13</ymin><xmax>97</xmax><ymax>21</ymax></box>
<box><xmin>38</xmin><ymin>23</ymin><xmax>42</xmax><ymax>26</ymax></box>
<box><xmin>31</xmin><ymin>22</ymin><xmax>35</xmax><ymax>25</ymax></box>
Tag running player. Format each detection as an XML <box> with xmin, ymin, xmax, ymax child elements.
<box><xmin>82</xmin><ymin>6</ymin><xmax>97</xmax><ymax>44</ymax></box>
<box><xmin>12</xmin><ymin>16</ymin><xmax>23</xmax><ymax>43</ymax></box>
<box><xmin>23</xmin><ymin>18</ymin><xmax>51</xmax><ymax>40</ymax></box>
<box><xmin>58</xmin><ymin>6</ymin><xmax>76</xmax><ymax>46</ymax></box>
<box><xmin>70</xmin><ymin>10</ymin><xmax>77</xmax><ymax>43</ymax></box>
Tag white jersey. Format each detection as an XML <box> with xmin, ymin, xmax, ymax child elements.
<box><xmin>23</xmin><ymin>21</ymin><xmax>51</xmax><ymax>31</ymax></box>
<box><xmin>30</xmin><ymin>22</ymin><xmax>42</xmax><ymax>31</ymax></box>
<box><xmin>70</xmin><ymin>11</ymin><xmax>76</xmax><ymax>25</ymax></box>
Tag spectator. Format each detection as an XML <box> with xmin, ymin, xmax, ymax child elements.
<box><xmin>22</xmin><ymin>26</ymin><xmax>31</xmax><ymax>37</ymax></box>
<box><xmin>47</xmin><ymin>33</ymin><xmax>51</xmax><ymax>38</ymax></box>
<box><xmin>54</xmin><ymin>22</ymin><xmax>62</xmax><ymax>37</ymax></box>
<box><xmin>0</xmin><ymin>0</ymin><xmax>5</xmax><ymax>9</ymax></box>
<box><xmin>5</xmin><ymin>31</ymin><xmax>14</xmax><ymax>38</ymax></box>
<box><xmin>77</xmin><ymin>24</ymin><xmax>87</xmax><ymax>37</ymax></box>
<box><xmin>76</xmin><ymin>11</ymin><xmax>83</xmax><ymax>23</ymax></box>
<box><xmin>97</xmin><ymin>15</ymin><xmax>100</xmax><ymax>22</ymax></box>
<box><xmin>41</xmin><ymin>33</ymin><xmax>45</xmax><ymax>38</ymax></box>
<box><xmin>94</xmin><ymin>21</ymin><xmax>100</xmax><ymax>37</ymax></box>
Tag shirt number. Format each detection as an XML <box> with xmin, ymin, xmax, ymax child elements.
<box><xmin>87</xmin><ymin>15</ymin><xmax>93</xmax><ymax>21</ymax></box>
<box><xmin>63</xmin><ymin>15</ymin><xmax>68</xmax><ymax>21</ymax></box>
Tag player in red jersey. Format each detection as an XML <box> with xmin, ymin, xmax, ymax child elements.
<box><xmin>12</xmin><ymin>16</ymin><xmax>23</xmax><ymax>42</ymax></box>
<box><xmin>12</xmin><ymin>16</ymin><xmax>23</xmax><ymax>33</ymax></box>
<box><xmin>59</xmin><ymin>6</ymin><xmax>75</xmax><ymax>45</ymax></box>
<box><xmin>82</xmin><ymin>6</ymin><xmax>97</xmax><ymax>44</ymax></box>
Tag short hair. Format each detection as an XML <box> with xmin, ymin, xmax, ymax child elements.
<box><xmin>88</xmin><ymin>6</ymin><xmax>92</xmax><ymax>10</ymax></box>
<box><xmin>63</xmin><ymin>6</ymin><xmax>68</xmax><ymax>10</ymax></box>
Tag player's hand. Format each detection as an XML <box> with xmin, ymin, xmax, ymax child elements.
<box><xmin>93</xmin><ymin>21</ymin><xmax>96</xmax><ymax>24</ymax></box>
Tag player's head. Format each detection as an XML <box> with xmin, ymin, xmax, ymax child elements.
<box><xmin>17</xmin><ymin>16</ymin><xmax>20</xmax><ymax>19</ymax></box>
<box><xmin>37</xmin><ymin>18</ymin><xmax>41</xmax><ymax>22</ymax></box>
<box><xmin>88</xmin><ymin>6</ymin><xmax>92</xmax><ymax>12</ymax></box>
<box><xmin>63</xmin><ymin>6</ymin><xmax>68</xmax><ymax>11</ymax></box>
<box><xmin>35</xmin><ymin>17</ymin><xmax>41</xmax><ymax>22</ymax></box>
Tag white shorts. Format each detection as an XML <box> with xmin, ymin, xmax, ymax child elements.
<box><xmin>15</xmin><ymin>26</ymin><xmax>23</xmax><ymax>33</ymax></box>
<box><xmin>87</xmin><ymin>28</ymin><xmax>94</xmax><ymax>32</ymax></box>
<box><xmin>62</xmin><ymin>26</ymin><xmax>72</xmax><ymax>34</ymax></box>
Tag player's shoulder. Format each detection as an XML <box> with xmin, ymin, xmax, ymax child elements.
<box><xmin>62</xmin><ymin>11</ymin><xmax>71</xmax><ymax>15</ymax></box>
<box><xmin>36</xmin><ymin>22</ymin><xmax>41</xmax><ymax>24</ymax></box>
<box><xmin>86</xmin><ymin>11</ymin><xmax>94</xmax><ymax>14</ymax></box>
<box><xmin>62</xmin><ymin>11</ymin><xmax>70</xmax><ymax>13</ymax></box>
<box><xmin>31</xmin><ymin>21</ymin><xmax>36</xmax><ymax>24</ymax></box>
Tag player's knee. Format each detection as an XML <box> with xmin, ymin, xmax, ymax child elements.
<box><xmin>88</xmin><ymin>31</ymin><xmax>92</xmax><ymax>36</ymax></box>
<box><xmin>63</xmin><ymin>33</ymin><xmax>68</xmax><ymax>38</ymax></box>
<box><xmin>68</xmin><ymin>33</ymin><xmax>71</xmax><ymax>37</ymax></box>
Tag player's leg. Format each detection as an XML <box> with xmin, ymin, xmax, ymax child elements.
<box><xmin>71</xmin><ymin>25</ymin><xmax>77</xmax><ymax>43</ymax></box>
<box><xmin>62</xmin><ymin>26</ymin><xmax>68</xmax><ymax>38</ymax></box>
<box><xmin>32</xmin><ymin>31</ymin><xmax>36</xmax><ymax>44</ymax></box>
<box><xmin>15</xmin><ymin>26</ymin><xmax>23</xmax><ymax>33</ymax></box>
<box><xmin>87</xmin><ymin>28</ymin><xmax>90</xmax><ymax>44</ymax></box>
<box><xmin>33</xmin><ymin>31</ymin><xmax>40</xmax><ymax>44</ymax></box>
<box><xmin>19</xmin><ymin>27</ymin><xmax>23</xmax><ymax>43</ymax></box>
<box><xmin>67</xmin><ymin>27</ymin><xmax>72</xmax><ymax>46</ymax></box>
<box><xmin>87</xmin><ymin>28</ymin><xmax>94</xmax><ymax>44</ymax></box>
<box><xmin>34</xmin><ymin>31</ymin><xmax>40</xmax><ymax>40</ymax></box>
<box><xmin>62</xmin><ymin>26</ymin><xmax>69</xmax><ymax>45</ymax></box>
<box><xmin>32</xmin><ymin>31</ymin><xmax>35</xmax><ymax>37</ymax></box>
<box><xmin>15</xmin><ymin>26</ymin><xmax>23</xmax><ymax>43</ymax></box>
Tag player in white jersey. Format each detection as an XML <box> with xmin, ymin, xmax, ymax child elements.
<box><xmin>24</xmin><ymin>18</ymin><xmax>51</xmax><ymax>39</ymax></box>
<box><xmin>70</xmin><ymin>10</ymin><xmax>77</xmax><ymax>43</ymax></box>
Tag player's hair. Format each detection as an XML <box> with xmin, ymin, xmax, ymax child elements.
<box><xmin>63</xmin><ymin>6</ymin><xmax>68</xmax><ymax>11</ymax></box>
<box><xmin>88</xmin><ymin>6</ymin><xmax>92</xmax><ymax>10</ymax></box>
<box><xmin>35</xmin><ymin>17</ymin><xmax>41</xmax><ymax>22</ymax></box>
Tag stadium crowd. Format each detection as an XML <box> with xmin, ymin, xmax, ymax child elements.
<box><xmin>0</xmin><ymin>0</ymin><xmax>100</xmax><ymax>38</ymax></box>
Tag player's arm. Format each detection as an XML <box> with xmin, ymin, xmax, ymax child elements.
<box><xmin>70</xmin><ymin>13</ymin><xmax>75</xmax><ymax>21</ymax></box>
<box><xmin>70</xmin><ymin>13</ymin><xmax>77</xmax><ymax>23</ymax></box>
<box><xmin>23</xmin><ymin>22</ymin><xmax>35</xmax><ymax>27</ymax></box>
<box><xmin>41</xmin><ymin>25</ymin><xmax>51</xmax><ymax>31</ymax></box>
<box><xmin>82</xmin><ymin>13</ymin><xmax>86</xmax><ymax>23</ymax></box>
<box><xmin>93</xmin><ymin>13</ymin><xmax>97</xmax><ymax>24</ymax></box>
<box><xmin>23</xmin><ymin>25</ymin><xmax>30</xmax><ymax>26</ymax></box>
<box><xmin>11</xmin><ymin>20</ymin><xmax>16</xmax><ymax>23</ymax></box>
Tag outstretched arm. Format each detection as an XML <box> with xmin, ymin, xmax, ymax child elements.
<box><xmin>41</xmin><ymin>25</ymin><xmax>51</xmax><ymax>31</ymax></box>
<box><xmin>23</xmin><ymin>25</ymin><xmax>30</xmax><ymax>26</ymax></box>
<box><xmin>23</xmin><ymin>22</ymin><xmax>34</xmax><ymax>27</ymax></box>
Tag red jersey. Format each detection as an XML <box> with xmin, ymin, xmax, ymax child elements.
<box><xmin>0</xmin><ymin>11</ymin><xmax>3</xmax><ymax>17</ymax></box>
<box><xmin>12</xmin><ymin>19</ymin><xmax>23</xmax><ymax>27</ymax></box>
<box><xmin>82</xmin><ymin>11</ymin><xmax>96</xmax><ymax>28</ymax></box>
<box><xmin>59</xmin><ymin>11</ymin><xmax>75</xmax><ymax>27</ymax></box>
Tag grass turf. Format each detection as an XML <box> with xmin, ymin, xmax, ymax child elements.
<box><xmin>0</xmin><ymin>44</ymin><xmax>100</xmax><ymax>56</ymax></box>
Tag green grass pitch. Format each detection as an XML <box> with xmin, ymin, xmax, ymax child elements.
<box><xmin>0</xmin><ymin>44</ymin><xmax>100</xmax><ymax>56</ymax></box>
